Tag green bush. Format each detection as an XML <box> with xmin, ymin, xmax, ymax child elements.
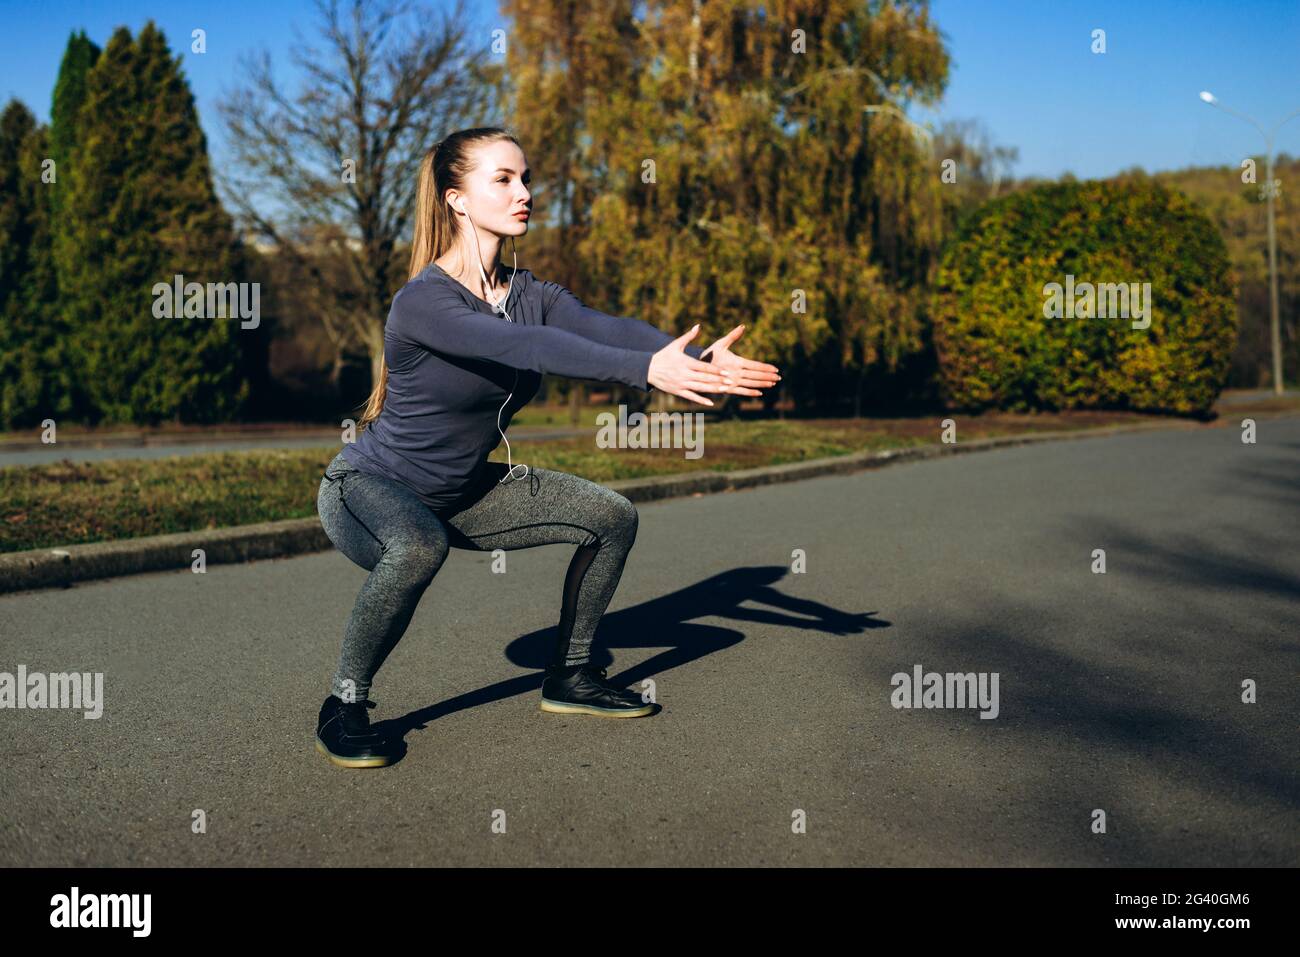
<box><xmin>932</xmin><ymin>178</ymin><xmax>1237</xmax><ymax>415</ymax></box>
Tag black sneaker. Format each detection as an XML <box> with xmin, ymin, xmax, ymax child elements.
<box><xmin>539</xmin><ymin>665</ymin><xmax>655</xmax><ymax>718</ymax></box>
<box><xmin>315</xmin><ymin>695</ymin><xmax>394</xmax><ymax>768</ymax></box>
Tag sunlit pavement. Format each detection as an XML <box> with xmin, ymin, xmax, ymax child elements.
<box><xmin>2</xmin><ymin>416</ymin><xmax>1296</xmax><ymax>865</ymax></box>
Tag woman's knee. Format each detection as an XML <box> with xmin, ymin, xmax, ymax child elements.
<box><xmin>381</xmin><ymin>533</ymin><xmax>450</xmax><ymax>586</ymax></box>
<box><xmin>598</xmin><ymin>490</ymin><xmax>639</xmax><ymax>546</ymax></box>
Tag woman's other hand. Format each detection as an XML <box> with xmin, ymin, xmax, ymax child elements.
<box><xmin>647</xmin><ymin>324</ymin><xmax>734</xmax><ymax>407</ymax></box>
<box><xmin>698</xmin><ymin>325</ymin><xmax>780</xmax><ymax>396</ymax></box>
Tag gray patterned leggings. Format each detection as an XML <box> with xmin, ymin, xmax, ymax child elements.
<box><xmin>316</xmin><ymin>450</ymin><xmax>639</xmax><ymax>703</ymax></box>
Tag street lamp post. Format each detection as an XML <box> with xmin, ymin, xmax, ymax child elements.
<box><xmin>1200</xmin><ymin>91</ymin><xmax>1299</xmax><ymax>396</ymax></box>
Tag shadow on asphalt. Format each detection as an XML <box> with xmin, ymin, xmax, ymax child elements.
<box><xmin>375</xmin><ymin>565</ymin><xmax>889</xmax><ymax>758</ymax></box>
<box><xmin>906</xmin><ymin>452</ymin><xmax>1299</xmax><ymax>862</ymax></box>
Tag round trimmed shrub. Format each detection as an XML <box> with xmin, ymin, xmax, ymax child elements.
<box><xmin>932</xmin><ymin>178</ymin><xmax>1237</xmax><ymax>415</ymax></box>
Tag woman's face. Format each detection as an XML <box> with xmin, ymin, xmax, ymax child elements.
<box><xmin>452</xmin><ymin>140</ymin><xmax>532</xmax><ymax>238</ymax></box>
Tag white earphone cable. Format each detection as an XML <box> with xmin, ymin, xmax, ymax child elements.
<box><xmin>459</xmin><ymin>196</ymin><xmax>527</xmax><ymax>484</ymax></box>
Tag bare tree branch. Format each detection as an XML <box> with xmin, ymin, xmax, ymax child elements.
<box><xmin>214</xmin><ymin>0</ymin><xmax>500</xmax><ymax>387</ymax></box>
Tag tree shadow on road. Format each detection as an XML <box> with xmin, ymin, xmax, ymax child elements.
<box><xmin>895</xmin><ymin>456</ymin><xmax>1299</xmax><ymax>865</ymax></box>
<box><xmin>380</xmin><ymin>564</ymin><xmax>887</xmax><ymax>745</ymax></box>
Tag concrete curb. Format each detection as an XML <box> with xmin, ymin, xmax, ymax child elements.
<box><xmin>2</xmin><ymin>410</ymin><xmax>1294</xmax><ymax>596</ymax></box>
<box><xmin>0</xmin><ymin>519</ymin><xmax>331</xmax><ymax>594</ymax></box>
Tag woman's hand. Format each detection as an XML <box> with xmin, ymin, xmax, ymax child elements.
<box><xmin>647</xmin><ymin>323</ymin><xmax>782</xmax><ymax>406</ymax></box>
<box><xmin>698</xmin><ymin>325</ymin><xmax>780</xmax><ymax>395</ymax></box>
<box><xmin>647</xmin><ymin>324</ymin><xmax>736</xmax><ymax>407</ymax></box>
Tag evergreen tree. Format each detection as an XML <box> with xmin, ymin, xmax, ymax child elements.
<box><xmin>58</xmin><ymin>22</ymin><xmax>249</xmax><ymax>424</ymax></box>
<box><xmin>48</xmin><ymin>29</ymin><xmax>101</xmax><ymax>223</ymax></box>
<box><xmin>0</xmin><ymin>101</ymin><xmax>69</xmax><ymax>428</ymax></box>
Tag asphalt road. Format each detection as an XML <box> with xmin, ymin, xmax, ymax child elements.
<box><xmin>1</xmin><ymin>416</ymin><xmax>1296</xmax><ymax>866</ymax></box>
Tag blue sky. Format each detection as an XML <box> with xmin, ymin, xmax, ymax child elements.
<box><xmin>930</xmin><ymin>0</ymin><xmax>1300</xmax><ymax>176</ymax></box>
<box><xmin>0</xmin><ymin>0</ymin><xmax>1296</xmax><ymax>182</ymax></box>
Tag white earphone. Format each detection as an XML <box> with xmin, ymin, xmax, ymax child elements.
<box><xmin>455</xmin><ymin>196</ymin><xmax>527</xmax><ymax>485</ymax></box>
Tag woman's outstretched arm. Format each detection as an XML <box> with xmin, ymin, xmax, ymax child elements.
<box><xmin>536</xmin><ymin>278</ymin><xmax>712</xmax><ymax>362</ymax></box>
<box><xmin>388</xmin><ymin>277</ymin><xmax>658</xmax><ymax>389</ymax></box>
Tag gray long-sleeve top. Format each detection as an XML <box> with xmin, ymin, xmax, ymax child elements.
<box><xmin>341</xmin><ymin>261</ymin><xmax>708</xmax><ymax>511</ymax></box>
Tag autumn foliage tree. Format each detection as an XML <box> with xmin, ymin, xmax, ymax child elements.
<box><xmin>501</xmin><ymin>0</ymin><xmax>951</xmax><ymax>415</ymax></box>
